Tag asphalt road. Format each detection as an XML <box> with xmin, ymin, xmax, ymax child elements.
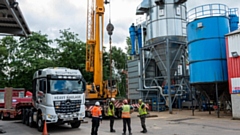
<box><xmin>0</xmin><ymin>110</ymin><xmax>240</xmax><ymax>135</ymax></box>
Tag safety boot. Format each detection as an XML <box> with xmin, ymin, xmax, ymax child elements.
<box><xmin>110</xmin><ymin>129</ymin><xmax>116</xmax><ymax>132</ymax></box>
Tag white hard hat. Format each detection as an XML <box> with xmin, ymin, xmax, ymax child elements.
<box><xmin>111</xmin><ymin>98</ymin><xmax>115</xmax><ymax>101</ymax></box>
<box><xmin>95</xmin><ymin>101</ymin><xmax>100</xmax><ymax>106</ymax></box>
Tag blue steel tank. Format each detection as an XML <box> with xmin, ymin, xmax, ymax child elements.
<box><xmin>187</xmin><ymin>4</ymin><xmax>230</xmax><ymax>84</ymax></box>
<box><xmin>229</xmin><ymin>8</ymin><xmax>239</xmax><ymax>32</ymax></box>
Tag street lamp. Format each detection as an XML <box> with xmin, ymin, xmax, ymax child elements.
<box><xmin>231</xmin><ymin>51</ymin><xmax>239</xmax><ymax>58</ymax></box>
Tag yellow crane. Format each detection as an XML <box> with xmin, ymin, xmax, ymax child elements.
<box><xmin>85</xmin><ymin>0</ymin><xmax>119</xmax><ymax>117</ymax></box>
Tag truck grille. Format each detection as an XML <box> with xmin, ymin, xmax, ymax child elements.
<box><xmin>54</xmin><ymin>100</ymin><xmax>81</xmax><ymax>113</ymax></box>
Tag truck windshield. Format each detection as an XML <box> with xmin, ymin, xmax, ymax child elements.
<box><xmin>49</xmin><ymin>80</ymin><xmax>83</xmax><ymax>94</ymax></box>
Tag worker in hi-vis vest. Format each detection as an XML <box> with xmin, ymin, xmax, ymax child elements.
<box><xmin>121</xmin><ymin>99</ymin><xmax>133</xmax><ymax>135</ymax></box>
<box><xmin>138</xmin><ymin>99</ymin><xmax>148</xmax><ymax>133</ymax></box>
<box><xmin>91</xmin><ymin>101</ymin><xmax>102</xmax><ymax>135</ymax></box>
<box><xmin>108</xmin><ymin>98</ymin><xmax>116</xmax><ymax>132</ymax></box>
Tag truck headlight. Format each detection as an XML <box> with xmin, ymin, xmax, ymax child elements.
<box><xmin>47</xmin><ymin>114</ymin><xmax>56</xmax><ymax>119</ymax></box>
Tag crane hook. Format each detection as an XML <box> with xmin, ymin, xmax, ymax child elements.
<box><xmin>106</xmin><ymin>22</ymin><xmax>114</xmax><ymax>36</ymax></box>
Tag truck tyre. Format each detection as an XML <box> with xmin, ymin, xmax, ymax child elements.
<box><xmin>22</xmin><ymin>109</ymin><xmax>25</xmax><ymax>124</ymax></box>
<box><xmin>25</xmin><ymin>109</ymin><xmax>29</xmax><ymax>125</ymax></box>
<box><xmin>71</xmin><ymin>121</ymin><xmax>81</xmax><ymax>128</ymax></box>
<box><xmin>37</xmin><ymin>115</ymin><xmax>44</xmax><ymax>132</ymax></box>
<box><xmin>28</xmin><ymin>111</ymin><xmax>34</xmax><ymax>127</ymax></box>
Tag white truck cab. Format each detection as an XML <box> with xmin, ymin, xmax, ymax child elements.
<box><xmin>31</xmin><ymin>67</ymin><xmax>86</xmax><ymax>131</ymax></box>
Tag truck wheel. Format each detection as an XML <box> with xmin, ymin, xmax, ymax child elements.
<box><xmin>37</xmin><ymin>116</ymin><xmax>44</xmax><ymax>132</ymax></box>
<box><xmin>25</xmin><ymin>109</ymin><xmax>29</xmax><ymax>125</ymax></box>
<box><xmin>28</xmin><ymin>112</ymin><xmax>34</xmax><ymax>127</ymax></box>
<box><xmin>22</xmin><ymin>109</ymin><xmax>25</xmax><ymax>124</ymax></box>
<box><xmin>71</xmin><ymin>121</ymin><xmax>81</xmax><ymax>128</ymax></box>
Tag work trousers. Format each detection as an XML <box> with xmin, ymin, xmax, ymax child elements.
<box><xmin>109</xmin><ymin>116</ymin><xmax>115</xmax><ymax>130</ymax></box>
<box><xmin>91</xmin><ymin>118</ymin><xmax>100</xmax><ymax>135</ymax></box>
<box><xmin>140</xmin><ymin>114</ymin><xmax>147</xmax><ymax>131</ymax></box>
<box><xmin>122</xmin><ymin>118</ymin><xmax>131</xmax><ymax>133</ymax></box>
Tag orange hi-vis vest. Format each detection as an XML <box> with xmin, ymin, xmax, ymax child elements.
<box><xmin>91</xmin><ymin>106</ymin><xmax>102</xmax><ymax>118</ymax></box>
<box><xmin>122</xmin><ymin>104</ymin><xmax>131</xmax><ymax>118</ymax></box>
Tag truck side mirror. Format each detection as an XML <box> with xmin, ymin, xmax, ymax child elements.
<box><xmin>82</xmin><ymin>80</ymin><xmax>86</xmax><ymax>92</ymax></box>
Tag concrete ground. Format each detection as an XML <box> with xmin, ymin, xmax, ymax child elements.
<box><xmin>0</xmin><ymin>109</ymin><xmax>240</xmax><ymax>135</ymax></box>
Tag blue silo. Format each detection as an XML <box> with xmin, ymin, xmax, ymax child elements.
<box><xmin>187</xmin><ymin>4</ymin><xmax>231</xmax><ymax>84</ymax></box>
<box><xmin>229</xmin><ymin>8</ymin><xmax>239</xmax><ymax>32</ymax></box>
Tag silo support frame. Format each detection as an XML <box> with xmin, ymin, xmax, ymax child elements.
<box><xmin>139</xmin><ymin>38</ymin><xmax>191</xmax><ymax>113</ymax></box>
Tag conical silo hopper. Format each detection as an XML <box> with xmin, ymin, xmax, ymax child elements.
<box><xmin>150</xmin><ymin>36</ymin><xmax>186</xmax><ymax>78</ymax></box>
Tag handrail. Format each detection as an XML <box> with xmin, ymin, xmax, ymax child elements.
<box><xmin>229</xmin><ymin>8</ymin><xmax>239</xmax><ymax>16</ymax></box>
<box><xmin>187</xmin><ymin>3</ymin><xmax>229</xmax><ymax>22</ymax></box>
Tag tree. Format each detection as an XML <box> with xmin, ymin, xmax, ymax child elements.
<box><xmin>109</xmin><ymin>46</ymin><xmax>128</xmax><ymax>97</ymax></box>
<box><xmin>7</xmin><ymin>32</ymin><xmax>56</xmax><ymax>90</ymax></box>
<box><xmin>55</xmin><ymin>29</ymin><xmax>93</xmax><ymax>82</ymax></box>
<box><xmin>0</xmin><ymin>37</ymin><xmax>10</xmax><ymax>87</ymax></box>
<box><xmin>125</xmin><ymin>37</ymin><xmax>132</xmax><ymax>55</ymax></box>
<box><xmin>103</xmin><ymin>47</ymin><xmax>110</xmax><ymax>81</ymax></box>
<box><xmin>0</xmin><ymin>32</ymin><xmax>58</xmax><ymax>89</ymax></box>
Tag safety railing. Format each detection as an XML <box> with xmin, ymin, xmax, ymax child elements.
<box><xmin>187</xmin><ymin>4</ymin><xmax>229</xmax><ymax>22</ymax></box>
<box><xmin>229</xmin><ymin>8</ymin><xmax>239</xmax><ymax>16</ymax></box>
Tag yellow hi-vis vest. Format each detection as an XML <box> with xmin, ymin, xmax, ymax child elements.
<box><xmin>108</xmin><ymin>102</ymin><xmax>115</xmax><ymax>116</ymax></box>
<box><xmin>122</xmin><ymin>105</ymin><xmax>131</xmax><ymax>118</ymax></box>
<box><xmin>138</xmin><ymin>103</ymin><xmax>147</xmax><ymax>115</ymax></box>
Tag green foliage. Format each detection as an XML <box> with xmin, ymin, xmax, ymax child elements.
<box><xmin>111</xmin><ymin>46</ymin><xmax>127</xmax><ymax>70</ymax></box>
<box><xmin>0</xmin><ymin>29</ymin><xmax>129</xmax><ymax>96</ymax></box>
<box><xmin>125</xmin><ymin>37</ymin><xmax>132</xmax><ymax>55</ymax></box>
<box><xmin>0</xmin><ymin>37</ymin><xmax>9</xmax><ymax>87</ymax></box>
<box><xmin>54</xmin><ymin>29</ymin><xmax>93</xmax><ymax>82</ymax></box>
<box><xmin>103</xmin><ymin>47</ymin><xmax>110</xmax><ymax>81</ymax></box>
<box><xmin>0</xmin><ymin>32</ymin><xmax>56</xmax><ymax>90</ymax></box>
<box><xmin>109</xmin><ymin>46</ymin><xmax>128</xmax><ymax>98</ymax></box>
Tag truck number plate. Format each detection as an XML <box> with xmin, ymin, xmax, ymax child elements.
<box><xmin>66</xmin><ymin>117</ymin><xmax>72</xmax><ymax>121</ymax></box>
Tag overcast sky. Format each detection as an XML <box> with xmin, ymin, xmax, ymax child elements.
<box><xmin>18</xmin><ymin>0</ymin><xmax>240</xmax><ymax>50</ymax></box>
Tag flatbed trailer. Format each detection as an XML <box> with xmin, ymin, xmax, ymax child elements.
<box><xmin>0</xmin><ymin>97</ymin><xmax>32</xmax><ymax>120</ymax></box>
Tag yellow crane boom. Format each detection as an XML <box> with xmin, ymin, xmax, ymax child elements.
<box><xmin>85</xmin><ymin>0</ymin><xmax>117</xmax><ymax>99</ymax></box>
